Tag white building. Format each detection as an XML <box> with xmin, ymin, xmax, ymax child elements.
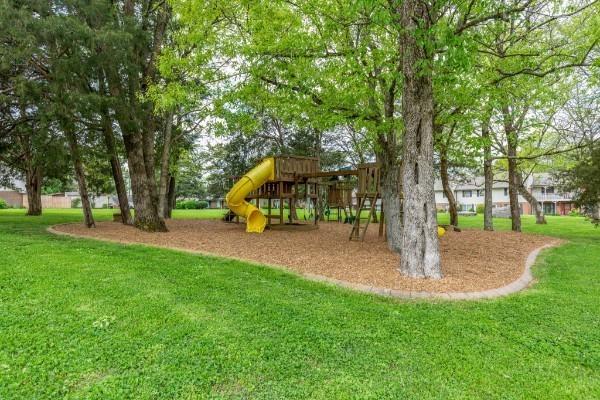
<box><xmin>434</xmin><ymin>173</ymin><xmax>576</xmax><ymax>216</ymax></box>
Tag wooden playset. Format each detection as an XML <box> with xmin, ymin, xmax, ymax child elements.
<box><xmin>248</xmin><ymin>155</ymin><xmax>321</xmax><ymax>228</ymax></box>
<box><xmin>225</xmin><ymin>155</ymin><xmax>387</xmax><ymax>240</ymax></box>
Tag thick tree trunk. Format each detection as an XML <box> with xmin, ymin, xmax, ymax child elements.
<box><xmin>158</xmin><ymin>110</ymin><xmax>174</xmax><ymax>219</ymax></box>
<box><xmin>25</xmin><ymin>166</ymin><xmax>42</xmax><ymax>216</ymax></box>
<box><xmin>379</xmin><ymin>161</ymin><xmax>402</xmax><ymax>253</ymax></box>
<box><xmin>65</xmin><ymin>128</ymin><xmax>95</xmax><ymax>228</ymax></box>
<box><xmin>517</xmin><ymin>175</ymin><xmax>547</xmax><ymax>224</ymax></box>
<box><xmin>103</xmin><ymin>64</ymin><xmax>167</xmax><ymax>232</ymax></box>
<box><xmin>375</xmin><ymin>54</ymin><xmax>402</xmax><ymax>253</ymax></box>
<box><xmin>121</xmin><ymin>128</ymin><xmax>167</xmax><ymax>232</ymax></box>
<box><xmin>398</xmin><ymin>0</ymin><xmax>441</xmax><ymax>278</ymax></box>
<box><xmin>440</xmin><ymin>150</ymin><xmax>458</xmax><ymax>227</ymax></box>
<box><xmin>100</xmin><ymin>110</ymin><xmax>133</xmax><ymax>225</ymax></box>
<box><xmin>482</xmin><ymin>118</ymin><xmax>494</xmax><ymax>231</ymax></box>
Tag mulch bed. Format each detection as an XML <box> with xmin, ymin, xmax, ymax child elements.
<box><xmin>54</xmin><ymin>219</ymin><xmax>555</xmax><ymax>293</ymax></box>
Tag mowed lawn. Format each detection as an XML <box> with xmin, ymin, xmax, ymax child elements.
<box><xmin>0</xmin><ymin>209</ymin><xmax>599</xmax><ymax>399</ymax></box>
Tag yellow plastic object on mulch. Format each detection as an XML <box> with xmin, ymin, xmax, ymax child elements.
<box><xmin>438</xmin><ymin>226</ymin><xmax>446</xmax><ymax>237</ymax></box>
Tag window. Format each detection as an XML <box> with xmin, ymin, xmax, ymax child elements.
<box><xmin>477</xmin><ymin>189</ymin><xmax>484</xmax><ymax>197</ymax></box>
<box><xmin>504</xmin><ymin>188</ymin><xmax>508</xmax><ymax>196</ymax></box>
<box><xmin>460</xmin><ymin>204</ymin><xmax>475</xmax><ymax>212</ymax></box>
<box><xmin>462</xmin><ymin>190</ymin><xmax>472</xmax><ymax>198</ymax></box>
<box><xmin>546</xmin><ymin>186</ymin><xmax>554</xmax><ymax>194</ymax></box>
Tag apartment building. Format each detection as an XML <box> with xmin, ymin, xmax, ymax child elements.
<box><xmin>434</xmin><ymin>173</ymin><xmax>576</xmax><ymax>216</ymax></box>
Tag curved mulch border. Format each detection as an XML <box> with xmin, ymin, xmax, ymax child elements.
<box><xmin>47</xmin><ymin>224</ymin><xmax>561</xmax><ymax>301</ymax></box>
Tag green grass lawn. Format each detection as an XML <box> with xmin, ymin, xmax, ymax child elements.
<box><xmin>0</xmin><ymin>209</ymin><xmax>598</xmax><ymax>399</ymax></box>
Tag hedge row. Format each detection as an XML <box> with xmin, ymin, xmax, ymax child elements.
<box><xmin>175</xmin><ymin>200</ymin><xmax>209</xmax><ymax>209</ymax></box>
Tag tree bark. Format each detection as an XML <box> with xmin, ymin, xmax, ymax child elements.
<box><xmin>100</xmin><ymin>111</ymin><xmax>133</xmax><ymax>225</ymax></box>
<box><xmin>439</xmin><ymin>147</ymin><xmax>458</xmax><ymax>227</ymax></box>
<box><xmin>99</xmin><ymin>0</ymin><xmax>170</xmax><ymax>233</ymax></box>
<box><xmin>121</xmin><ymin>126</ymin><xmax>167</xmax><ymax>232</ymax></box>
<box><xmin>166</xmin><ymin>174</ymin><xmax>176</xmax><ymax>218</ymax></box>
<box><xmin>517</xmin><ymin>174</ymin><xmax>546</xmax><ymax>224</ymax></box>
<box><xmin>158</xmin><ymin>110</ymin><xmax>175</xmax><ymax>218</ymax></box>
<box><xmin>482</xmin><ymin>117</ymin><xmax>494</xmax><ymax>231</ymax></box>
<box><xmin>25</xmin><ymin>166</ymin><xmax>42</xmax><ymax>216</ymax></box>
<box><xmin>502</xmin><ymin>106</ymin><xmax>521</xmax><ymax>232</ymax></box>
<box><xmin>379</xmin><ymin>160</ymin><xmax>402</xmax><ymax>253</ymax></box>
<box><xmin>399</xmin><ymin>0</ymin><xmax>442</xmax><ymax>278</ymax></box>
<box><xmin>507</xmin><ymin>149</ymin><xmax>521</xmax><ymax>232</ymax></box>
<box><xmin>104</xmin><ymin>67</ymin><xmax>167</xmax><ymax>232</ymax></box>
<box><xmin>65</xmin><ymin>128</ymin><xmax>95</xmax><ymax>228</ymax></box>
<box><xmin>375</xmin><ymin>53</ymin><xmax>402</xmax><ymax>253</ymax></box>
<box><xmin>99</xmin><ymin>74</ymin><xmax>133</xmax><ymax>225</ymax></box>
<box><xmin>289</xmin><ymin>197</ymin><xmax>299</xmax><ymax>221</ymax></box>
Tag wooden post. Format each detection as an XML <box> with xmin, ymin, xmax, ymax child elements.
<box><xmin>379</xmin><ymin>205</ymin><xmax>385</xmax><ymax>238</ymax></box>
<box><xmin>279</xmin><ymin>182</ymin><xmax>284</xmax><ymax>225</ymax></box>
<box><xmin>268</xmin><ymin>197</ymin><xmax>272</xmax><ymax>226</ymax></box>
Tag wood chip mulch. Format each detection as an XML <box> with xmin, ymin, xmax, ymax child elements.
<box><xmin>54</xmin><ymin>219</ymin><xmax>555</xmax><ymax>293</ymax></box>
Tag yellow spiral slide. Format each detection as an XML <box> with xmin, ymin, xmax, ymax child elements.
<box><xmin>226</xmin><ymin>157</ymin><xmax>275</xmax><ymax>233</ymax></box>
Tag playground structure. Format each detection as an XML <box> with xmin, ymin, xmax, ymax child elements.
<box><xmin>323</xmin><ymin>179</ymin><xmax>354</xmax><ymax>223</ymax></box>
<box><xmin>225</xmin><ymin>155</ymin><xmax>445</xmax><ymax>238</ymax></box>
<box><xmin>225</xmin><ymin>155</ymin><xmax>387</xmax><ymax>239</ymax></box>
<box><xmin>225</xmin><ymin>156</ymin><xmax>321</xmax><ymax>233</ymax></box>
<box><xmin>349</xmin><ymin>162</ymin><xmax>385</xmax><ymax>241</ymax></box>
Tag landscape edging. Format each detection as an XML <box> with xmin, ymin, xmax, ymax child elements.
<box><xmin>47</xmin><ymin>224</ymin><xmax>561</xmax><ymax>301</ymax></box>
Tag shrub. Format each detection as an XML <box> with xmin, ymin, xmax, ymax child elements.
<box><xmin>476</xmin><ymin>204</ymin><xmax>485</xmax><ymax>214</ymax></box>
<box><xmin>71</xmin><ymin>198</ymin><xmax>82</xmax><ymax>208</ymax></box>
<box><xmin>569</xmin><ymin>209</ymin><xmax>582</xmax><ymax>217</ymax></box>
<box><xmin>0</xmin><ymin>199</ymin><xmax>10</xmax><ymax>209</ymax></box>
<box><xmin>198</xmin><ymin>200</ymin><xmax>209</xmax><ymax>209</ymax></box>
<box><xmin>176</xmin><ymin>199</ymin><xmax>203</xmax><ymax>209</ymax></box>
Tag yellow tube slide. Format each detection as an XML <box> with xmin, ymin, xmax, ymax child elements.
<box><xmin>226</xmin><ymin>157</ymin><xmax>275</xmax><ymax>233</ymax></box>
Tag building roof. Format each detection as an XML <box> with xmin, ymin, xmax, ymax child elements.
<box><xmin>434</xmin><ymin>176</ymin><xmax>508</xmax><ymax>191</ymax></box>
<box><xmin>530</xmin><ymin>172</ymin><xmax>554</xmax><ymax>186</ymax></box>
<box><xmin>434</xmin><ymin>172</ymin><xmax>559</xmax><ymax>192</ymax></box>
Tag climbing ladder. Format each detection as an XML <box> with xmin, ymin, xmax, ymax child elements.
<box><xmin>349</xmin><ymin>192</ymin><xmax>379</xmax><ymax>241</ymax></box>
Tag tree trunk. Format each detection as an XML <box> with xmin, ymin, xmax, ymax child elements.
<box><xmin>371</xmin><ymin>206</ymin><xmax>379</xmax><ymax>223</ymax></box>
<box><xmin>103</xmin><ymin>66</ymin><xmax>167</xmax><ymax>232</ymax></box>
<box><xmin>503</xmin><ymin>106</ymin><xmax>521</xmax><ymax>232</ymax></box>
<box><xmin>25</xmin><ymin>166</ymin><xmax>42</xmax><ymax>216</ymax></box>
<box><xmin>166</xmin><ymin>174</ymin><xmax>176</xmax><ymax>218</ymax></box>
<box><xmin>399</xmin><ymin>0</ymin><xmax>441</xmax><ymax>279</ymax></box>
<box><xmin>507</xmin><ymin>152</ymin><xmax>521</xmax><ymax>232</ymax></box>
<box><xmin>121</xmin><ymin>128</ymin><xmax>167</xmax><ymax>232</ymax></box>
<box><xmin>65</xmin><ymin>128</ymin><xmax>95</xmax><ymax>228</ymax></box>
<box><xmin>379</xmin><ymin>161</ymin><xmax>402</xmax><ymax>253</ymax></box>
<box><xmin>440</xmin><ymin>149</ymin><xmax>458</xmax><ymax>227</ymax></box>
<box><xmin>375</xmin><ymin>53</ymin><xmax>402</xmax><ymax>253</ymax></box>
<box><xmin>289</xmin><ymin>198</ymin><xmax>299</xmax><ymax>221</ymax></box>
<box><xmin>158</xmin><ymin>110</ymin><xmax>175</xmax><ymax>218</ymax></box>
<box><xmin>482</xmin><ymin>117</ymin><xmax>494</xmax><ymax>231</ymax></box>
<box><xmin>517</xmin><ymin>175</ymin><xmax>547</xmax><ymax>224</ymax></box>
<box><xmin>100</xmin><ymin>109</ymin><xmax>133</xmax><ymax>225</ymax></box>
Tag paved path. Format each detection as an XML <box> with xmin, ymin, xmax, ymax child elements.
<box><xmin>48</xmin><ymin>225</ymin><xmax>560</xmax><ymax>301</ymax></box>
